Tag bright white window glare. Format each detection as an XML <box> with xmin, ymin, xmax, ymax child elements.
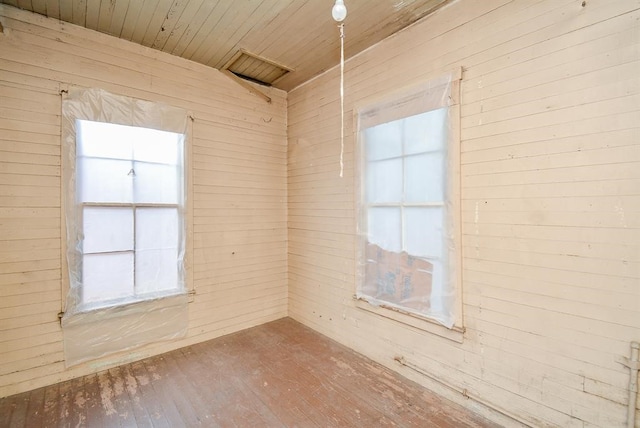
<box><xmin>365</xmin><ymin>121</ymin><xmax>402</xmax><ymax>161</ymax></box>
<box><xmin>83</xmin><ymin>207</ymin><xmax>133</xmax><ymax>253</ymax></box>
<box><xmin>135</xmin><ymin>135</ymin><xmax>182</xmax><ymax>164</ymax></box>
<box><xmin>77</xmin><ymin>120</ymin><xmax>182</xmax><ymax>164</ymax></box>
<box><xmin>136</xmin><ymin>249</ymin><xmax>179</xmax><ymax>294</ymax></box>
<box><xmin>367</xmin><ymin>207</ymin><xmax>402</xmax><ymax>253</ymax></box>
<box><xmin>82</xmin><ymin>253</ymin><xmax>134</xmax><ymax>303</ymax></box>
<box><xmin>77</xmin><ymin>120</ymin><xmax>133</xmax><ymax>159</ymax></box>
<box><xmin>404</xmin><ymin>152</ymin><xmax>445</xmax><ymax>203</ymax></box>
<box><xmin>404</xmin><ymin>108</ymin><xmax>447</xmax><ymax>155</ymax></box>
<box><xmin>77</xmin><ymin>158</ymin><xmax>133</xmax><ymax>203</ymax></box>
<box><xmin>366</xmin><ymin>158</ymin><xmax>402</xmax><ymax>203</ymax></box>
<box><xmin>136</xmin><ymin>207</ymin><xmax>179</xmax><ymax>250</ymax></box>
<box><xmin>133</xmin><ymin>162</ymin><xmax>180</xmax><ymax>204</ymax></box>
<box><xmin>404</xmin><ymin>207</ymin><xmax>444</xmax><ymax>258</ymax></box>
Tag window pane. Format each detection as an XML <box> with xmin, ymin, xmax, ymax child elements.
<box><xmin>78</xmin><ymin>120</ymin><xmax>183</xmax><ymax>165</ymax></box>
<box><xmin>77</xmin><ymin>120</ymin><xmax>133</xmax><ymax>160</ymax></box>
<box><xmin>365</xmin><ymin>121</ymin><xmax>402</xmax><ymax>161</ymax></box>
<box><xmin>83</xmin><ymin>207</ymin><xmax>133</xmax><ymax>253</ymax></box>
<box><xmin>82</xmin><ymin>253</ymin><xmax>134</xmax><ymax>304</ymax></box>
<box><xmin>133</xmin><ymin>162</ymin><xmax>180</xmax><ymax>204</ymax></box>
<box><xmin>77</xmin><ymin>157</ymin><xmax>133</xmax><ymax>203</ymax></box>
<box><xmin>366</xmin><ymin>158</ymin><xmax>402</xmax><ymax>203</ymax></box>
<box><xmin>404</xmin><ymin>152</ymin><xmax>445</xmax><ymax>203</ymax></box>
<box><xmin>133</xmin><ymin>133</ymin><xmax>182</xmax><ymax>164</ymax></box>
<box><xmin>135</xmin><ymin>207</ymin><xmax>180</xmax><ymax>294</ymax></box>
<box><xmin>404</xmin><ymin>207</ymin><xmax>444</xmax><ymax>258</ymax></box>
<box><xmin>75</xmin><ymin>118</ymin><xmax>185</xmax><ymax>306</ymax></box>
<box><xmin>367</xmin><ymin>207</ymin><xmax>402</xmax><ymax>253</ymax></box>
<box><xmin>135</xmin><ymin>249</ymin><xmax>179</xmax><ymax>294</ymax></box>
<box><xmin>404</xmin><ymin>108</ymin><xmax>447</xmax><ymax>155</ymax></box>
<box><xmin>136</xmin><ymin>207</ymin><xmax>179</xmax><ymax>250</ymax></box>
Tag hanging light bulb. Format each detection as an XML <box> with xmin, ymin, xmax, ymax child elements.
<box><xmin>332</xmin><ymin>0</ymin><xmax>347</xmax><ymax>22</ymax></box>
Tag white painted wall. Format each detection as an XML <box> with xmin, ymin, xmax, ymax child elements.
<box><xmin>288</xmin><ymin>1</ymin><xmax>640</xmax><ymax>426</ymax></box>
<box><xmin>0</xmin><ymin>5</ymin><xmax>288</xmax><ymax>398</ymax></box>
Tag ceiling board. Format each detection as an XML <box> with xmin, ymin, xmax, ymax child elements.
<box><xmin>0</xmin><ymin>0</ymin><xmax>453</xmax><ymax>91</ymax></box>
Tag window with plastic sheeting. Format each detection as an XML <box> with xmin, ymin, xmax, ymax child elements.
<box><xmin>61</xmin><ymin>88</ymin><xmax>191</xmax><ymax>367</ymax></box>
<box><xmin>76</xmin><ymin>121</ymin><xmax>184</xmax><ymax>307</ymax></box>
<box><xmin>356</xmin><ymin>70</ymin><xmax>462</xmax><ymax>330</ymax></box>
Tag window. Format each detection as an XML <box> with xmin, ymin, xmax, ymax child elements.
<box><xmin>61</xmin><ymin>88</ymin><xmax>190</xmax><ymax>367</ymax></box>
<box><xmin>356</xmin><ymin>71</ymin><xmax>461</xmax><ymax>329</ymax></box>
<box><xmin>76</xmin><ymin>120</ymin><xmax>184</xmax><ymax>307</ymax></box>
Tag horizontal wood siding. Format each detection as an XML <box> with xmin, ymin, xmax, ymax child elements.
<box><xmin>287</xmin><ymin>0</ymin><xmax>640</xmax><ymax>426</ymax></box>
<box><xmin>0</xmin><ymin>5</ymin><xmax>287</xmax><ymax>397</ymax></box>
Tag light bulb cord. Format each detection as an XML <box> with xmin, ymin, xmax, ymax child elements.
<box><xmin>339</xmin><ymin>23</ymin><xmax>345</xmax><ymax>179</ymax></box>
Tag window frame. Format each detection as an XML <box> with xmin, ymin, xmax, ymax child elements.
<box><xmin>60</xmin><ymin>87</ymin><xmax>194</xmax><ymax>316</ymax></box>
<box><xmin>74</xmin><ymin>120</ymin><xmax>186</xmax><ymax>309</ymax></box>
<box><xmin>363</xmin><ymin>109</ymin><xmax>448</xmax><ymax>280</ymax></box>
<box><xmin>354</xmin><ymin>69</ymin><xmax>464</xmax><ymax>340</ymax></box>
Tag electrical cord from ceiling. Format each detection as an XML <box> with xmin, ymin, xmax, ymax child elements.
<box><xmin>339</xmin><ymin>22</ymin><xmax>345</xmax><ymax>178</ymax></box>
<box><xmin>332</xmin><ymin>0</ymin><xmax>347</xmax><ymax>178</ymax></box>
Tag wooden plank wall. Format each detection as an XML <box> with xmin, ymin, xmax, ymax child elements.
<box><xmin>287</xmin><ymin>0</ymin><xmax>640</xmax><ymax>426</ymax></box>
<box><xmin>0</xmin><ymin>4</ymin><xmax>288</xmax><ymax>398</ymax></box>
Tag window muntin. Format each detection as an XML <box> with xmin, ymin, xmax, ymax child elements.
<box><xmin>76</xmin><ymin>120</ymin><xmax>184</xmax><ymax>307</ymax></box>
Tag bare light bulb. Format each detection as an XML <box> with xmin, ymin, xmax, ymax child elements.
<box><xmin>332</xmin><ymin>0</ymin><xmax>347</xmax><ymax>22</ymax></box>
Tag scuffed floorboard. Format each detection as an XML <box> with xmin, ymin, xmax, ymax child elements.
<box><xmin>0</xmin><ymin>318</ymin><xmax>500</xmax><ymax>427</ymax></box>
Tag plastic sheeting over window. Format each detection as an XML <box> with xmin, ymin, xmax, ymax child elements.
<box><xmin>61</xmin><ymin>88</ymin><xmax>189</xmax><ymax>367</ymax></box>
<box><xmin>356</xmin><ymin>72</ymin><xmax>459</xmax><ymax>328</ymax></box>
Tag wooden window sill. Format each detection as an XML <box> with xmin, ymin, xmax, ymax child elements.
<box><xmin>354</xmin><ymin>297</ymin><xmax>464</xmax><ymax>343</ymax></box>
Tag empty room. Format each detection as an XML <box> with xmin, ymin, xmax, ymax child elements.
<box><xmin>0</xmin><ymin>0</ymin><xmax>639</xmax><ymax>426</ymax></box>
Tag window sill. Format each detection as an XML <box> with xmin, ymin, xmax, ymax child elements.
<box><xmin>60</xmin><ymin>291</ymin><xmax>189</xmax><ymax>367</ymax></box>
<box><xmin>353</xmin><ymin>296</ymin><xmax>464</xmax><ymax>343</ymax></box>
<box><xmin>63</xmin><ymin>291</ymin><xmax>188</xmax><ymax>324</ymax></box>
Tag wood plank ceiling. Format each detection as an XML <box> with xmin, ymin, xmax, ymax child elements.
<box><xmin>0</xmin><ymin>0</ymin><xmax>452</xmax><ymax>91</ymax></box>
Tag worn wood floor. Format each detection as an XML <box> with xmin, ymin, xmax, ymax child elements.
<box><xmin>0</xmin><ymin>318</ymin><xmax>500</xmax><ymax>427</ymax></box>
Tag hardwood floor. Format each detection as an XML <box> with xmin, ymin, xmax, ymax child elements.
<box><xmin>0</xmin><ymin>318</ymin><xmax>501</xmax><ymax>427</ymax></box>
